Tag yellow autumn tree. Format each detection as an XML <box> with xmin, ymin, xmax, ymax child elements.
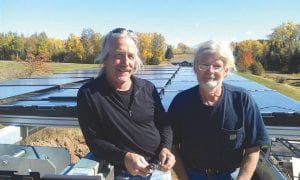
<box><xmin>137</xmin><ymin>33</ymin><xmax>153</xmax><ymax>63</ymax></box>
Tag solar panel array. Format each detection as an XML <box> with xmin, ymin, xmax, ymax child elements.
<box><xmin>0</xmin><ymin>66</ymin><xmax>299</xmax><ymax>131</ymax></box>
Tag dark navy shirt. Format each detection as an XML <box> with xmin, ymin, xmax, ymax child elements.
<box><xmin>168</xmin><ymin>83</ymin><xmax>270</xmax><ymax>169</ymax></box>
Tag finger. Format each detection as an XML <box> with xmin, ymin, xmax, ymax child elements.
<box><xmin>137</xmin><ymin>157</ymin><xmax>152</xmax><ymax>174</ymax></box>
<box><xmin>136</xmin><ymin>169</ymin><xmax>152</xmax><ymax>177</ymax></box>
<box><xmin>161</xmin><ymin>156</ymin><xmax>175</xmax><ymax>171</ymax></box>
<box><xmin>159</xmin><ymin>154</ymin><xmax>167</xmax><ymax>166</ymax></box>
<box><xmin>139</xmin><ymin>157</ymin><xmax>150</xmax><ymax>167</ymax></box>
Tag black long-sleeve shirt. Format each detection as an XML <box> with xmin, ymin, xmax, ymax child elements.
<box><xmin>77</xmin><ymin>74</ymin><xmax>172</xmax><ymax>169</ymax></box>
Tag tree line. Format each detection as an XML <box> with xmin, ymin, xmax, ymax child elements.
<box><xmin>0</xmin><ymin>28</ymin><xmax>191</xmax><ymax>65</ymax></box>
<box><xmin>234</xmin><ymin>21</ymin><xmax>300</xmax><ymax>74</ymax></box>
<box><xmin>1</xmin><ymin>21</ymin><xmax>299</xmax><ymax>73</ymax></box>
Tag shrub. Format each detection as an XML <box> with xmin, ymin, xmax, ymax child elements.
<box><xmin>249</xmin><ymin>61</ymin><xmax>264</xmax><ymax>76</ymax></box>
<box><xmin>146</xmin><ymin>57</ymin><xmax>160</xmax><ymax>65</ymax></box>
<box><xmin>276</xmin><ymin>77</ymin><xmax>287</xmax><ymax>83</ymax></box>
<box><xmin>23</xmin><ymin>52</ymin><xmax>50</xmax><ymax>76</ymax></box>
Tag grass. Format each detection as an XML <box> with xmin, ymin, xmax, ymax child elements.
<box><xmin>0</xmin><ymin>60</ymin><xmax>100</xmax><ymax>81</ymax></box>
<box><xmin>1</xmin><ymin>60</ymin><xmax>299</xmax><ymax>101</ymax></box>
<box><xmin>48</xmin><ymin>62</ymin><xmax>100</xmax><ymax>73</ymax></box>
<box><xmin>0</xmin><ymin>60</ymin><xmax>28</xmax><ymax>80</ymax></box>
<box><xmin>171</xmin><ymin>53</ymin><xmax>194</xmax><ymax>63</ymax></box>
<box><xmin>238</xmin><ymin>72</ymin><xmax>300</xmax><ymax>101</ymax></box>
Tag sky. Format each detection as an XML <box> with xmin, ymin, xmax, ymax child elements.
<box><xmin>1</xmin><ymin>0</ymin><xmax>300</xmax><ymax>47</ymax></box>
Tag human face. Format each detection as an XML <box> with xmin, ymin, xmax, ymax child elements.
<box><xmin>104</xmin><ymin>36</ymin><xmax>137</xmax><ymax>87</ymax></box>
<box><xmin>196</xmin><ymin>53</ymin><xmax>228</xmax><ymax>90</ymax></box>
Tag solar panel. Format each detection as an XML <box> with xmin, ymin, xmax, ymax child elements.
<box><xmin>0</xmin><ymin>66</ymin><xmax>299</xmax><ymax>128</ymax></box>
<box><xmin>135</xmin><ymin>74</ymin><xmax>174</xmax><ymax>79</ymax></box>
<box><xmin>0</xmin><ymin>86</ymin><xmax>56</xmax><ymax>99</ymax></box>
<box><xmin>0</xmin><ymin>77</ymin><xmax>90</xmax><ymax>86</ymax></box>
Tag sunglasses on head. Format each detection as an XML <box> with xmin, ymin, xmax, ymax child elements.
<box><xmin>111</xmin><ymin>27</ymin><xmax>134</xmax><ymax>34</ymax></box>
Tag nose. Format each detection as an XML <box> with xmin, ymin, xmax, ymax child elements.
<box><xmin>207</xmin><ymin>65</ymin><xmax>215</xmax><ymax>73</ymax></box>
<box><xmin>120</xmin><ymin>55</ymin><xmax>130</xmax><ymax>65</ymax></box>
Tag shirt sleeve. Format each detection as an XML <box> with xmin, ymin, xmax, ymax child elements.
<box><xmin>77</xmin><ymin>87</ymin><xmax>127</xmax><ymax>166</ymax></box>
<box><xmin>152</xmin><ymin>87</ymin><xmax>173</xmax><ymax>150</ymax></box>
<box><xmin>167</xmin><ymin>94</ymin><xmax>181</xmax><ymax>146</ymax></box>
<box><xmin>243</xmin><ymin>92</ymin><xmax>270</xmax><ymax>148</ymax></box>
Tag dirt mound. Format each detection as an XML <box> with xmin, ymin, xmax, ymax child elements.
<box><xmin>20</xmin><ymin>127</ymin><xmax>89</xmax><ymax>163</ymax></box>
<box><xmin>19</xmin><ymin>127</ymin><xmax>179</xmax><ymax>179</ymax></box>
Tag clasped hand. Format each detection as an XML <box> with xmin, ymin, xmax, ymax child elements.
<box><xmin>124</xmin><ymin>148</ymin><xmax>175</xmax><ymax>177</ymax></box>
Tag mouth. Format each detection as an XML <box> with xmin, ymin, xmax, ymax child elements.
<box><xmin>117</xmin><ymin>67</ymin><xmax>131</xmax><ymax>73</ymax></box>
<box><xmin>205</xmin><ymin>76</ymin><xmax>216</xmax><ymax>82</ymax></box>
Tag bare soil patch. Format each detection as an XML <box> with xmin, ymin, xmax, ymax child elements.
<box><xmin>19</xmin><ymin>127</ymin><xmax>179</xmax><ymax>179</ymax></box>
<box><xmin>20</xmin><ymin>127</ymin><xmax>89</xmax><ymax>164</ymax></box>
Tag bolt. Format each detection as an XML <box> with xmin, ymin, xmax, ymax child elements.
<box><xmin>1</xmin><ymin>160</ymin><xmax>8</xmax><ymax>166</ymax></box>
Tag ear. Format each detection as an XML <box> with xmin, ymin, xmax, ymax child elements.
<box><xmin>224</xmin><ymin>67</ymin><xmax>229</xmax><ymax>75</ymax></box>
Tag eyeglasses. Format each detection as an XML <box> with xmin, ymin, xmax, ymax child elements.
<box><xmin>111</xmin><ymin>27</ymin><xmax>134</xmax><ymax>34</ymax></box>
<box><xmin>198</xmin><ymin>64</ymin><xmax>224</xmax><ymax>72</ymax></box>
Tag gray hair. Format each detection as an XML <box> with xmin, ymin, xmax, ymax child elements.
<box><xmin>193</xmin><ymin>40</ymin><xmax>236</xmax><ymax>73</ymax></box>
<box><xmin>94</xmin><ymin>28</ymin><xmax>143</xmax><ymax>75</ymax></box>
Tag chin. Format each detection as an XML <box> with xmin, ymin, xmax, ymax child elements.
<box><xmin>117</xmin><ymin>76</ymin><xmax>131</xmax><ymax>83</ymax></box>
<box><xmin>202</xmin><ymin>81</ymin><xmax>218</xmax><ymax>89</ymax></box>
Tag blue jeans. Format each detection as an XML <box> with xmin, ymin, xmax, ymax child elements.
<box><xmin>187</xmin><ymin>168</ymin><xmax>240</xmax><ymax>180</ymax></box>
<box><xmin>114</xmin><ymin>170</ymin><xmax>171</xmax><ymax>180</ymax></box>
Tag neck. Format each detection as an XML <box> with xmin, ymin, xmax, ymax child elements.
<box><xmin>199</xmin><ymin>85</ymin><xmax>222</xmax><ymax>106</ymax></box>
<box><xmin>114</xmin><ymin>80</ymin><xmax>132</xmax><ymax>91</ymax></box>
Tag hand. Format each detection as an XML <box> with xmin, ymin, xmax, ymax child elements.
<box><xmin>159</xmin><ymin>148</ymin><xmax>176</xmax><ymax>171</ymax></box>
<box><xmin>124</xmin><ymin>152</ymin><xmax>152</xmax><ymax>177</ymax></box>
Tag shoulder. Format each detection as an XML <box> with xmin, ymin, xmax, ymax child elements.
<box><xmin>132</xmin><ymin>76</ymin><xmax>155</xmax><ymax>90</ymax></box>
<box><xmin>223</xmin><ymin>83</ymin><xmax>250</xmax><ymax>97</ymax></box>
<box><xmin>173</xmin><ymin>85</ymin><xmax>198</xmax><ymax>103</ymax></box>
<box><xmin>78</xmin><ymin>76</ymin><xmax>104</xmax><ymax>96</ymax></box>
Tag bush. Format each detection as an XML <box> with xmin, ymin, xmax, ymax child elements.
<box><xmin>249</xmin><ymin>61</ymin><xmax>264</xmax><ymax>76</ymax></box>
<box><xmin>146</xmin><ymin>57</ymin><xmax>160</xmax><ymax>65</ymax></box>
<box><xmin>276</xmin><ymin>77</ymin><xmax>287</xmax><ymax>83</ymax></box>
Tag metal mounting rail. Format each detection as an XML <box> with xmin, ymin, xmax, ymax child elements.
<box><xmin>0</xmin><ymin>115</ymin><xmax>78</xmax><ymax>127</ymax></box>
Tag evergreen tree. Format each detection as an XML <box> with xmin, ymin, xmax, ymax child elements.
<box><xmin>165</xmin><ymin>45</ymin><xmax>174</xmax><ymax>59</ymax></box>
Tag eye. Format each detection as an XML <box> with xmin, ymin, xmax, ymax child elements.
<box><xmin>213</xmin><ymin>65</ymin><xmax>222</xmax><ymax>69</ymax></box>
<box><xmin>128</xmin><ymin>54</ymin><xmax>135</xmax><ymax>60</ymax></box>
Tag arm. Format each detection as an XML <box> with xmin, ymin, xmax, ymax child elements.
<box><xmin>77</xmin><ymin>88</ymin><xmax>127</xmax><ymax>165</ymax></box>
<box><xmin>172</xmin><ymin>145</ymin><xmax>188</xmax><ymax>180</ymax></box>
<box><xmin>158</xmin><ymin>147</ymin><xmax>176</xmax><ymax>171</ymax></box>
<box><xmin>237</xmin><ymin>146</ymin><xmax>260</xmax><ymax>180</ymax></box>
<box><xmin>151</xmin><ymin>87</ymin><xmax>176</xmax><ymax>171</ymax></box>
<box><xmin>152</xmin><ymin>87</ymin><xmax>172</xmax><ymax>150</ymax></box>
<box><xmin>124</xmin><ymin>152</ymin><xmax>152</xmax><ymax>177</ymax></box>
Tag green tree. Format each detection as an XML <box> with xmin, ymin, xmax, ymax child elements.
<box><xmin>249</xmin><ymin>61</ymin><xmax>265</xmax><ymax>76</ymax></box>
<box><xmin>81</xmin><ymin>28</ymin><xmax>95</xmax><ymax>63</ymax></box>
<box><xmin>165</xmin><ymin>45</ymin><xmax>174</xmax><ymax>59</ymax></box>
<box><xmin>151</xmin><ymin>33</ymin><xmax>165</xmax><ymax>64</ymax></box>
<box><xmin>90</xmin><ymin>32</ymin><xmax>102</xmax><ymax>63</ymax></box>
<box><xmin>48</xmin><ymin>38</ymin><xmax>65</xmax><ymax>62</ymax></box>
<box><xmin>24</xmin><ymin>33</ymin><xmax>38</xmax><ymax>55</ymax></box>
<box><xmin>36</xmin><ymin>32</ymin><xmax>50</xmax><ymax>61</ymax></box>
<box><xmin>267</xmin><ymin>21</ymin><xmax>300</xmax><ymax>72</ymax></box>
<box><xmin>65</xmin><ymin>34</ymin><xmax>84</xmax><ymax>63</ymax></box>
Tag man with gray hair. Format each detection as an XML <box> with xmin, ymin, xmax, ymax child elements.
<box><xmin>77</xmin><ymin>28</ymin><xmax>175</xmax><ymax>180</ymax></box>
<box><xmin>169</xmin><ymin>40</ymin><xmax>269</xmax><ymax>180</ymax></box>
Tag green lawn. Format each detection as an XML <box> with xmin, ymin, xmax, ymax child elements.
<box><xmin>0</xmin><ymin>61</ymin><xmax>100</xmax><ymax>81</ymax></box>
<box><xmin>238</xmin><ymin>72</ymin><xmax>300</xmax><ymax>101</ymax></box>
<box><xmin>48</xmin><ymin>62</ymin><xmax>100</xmax><ymax>73</ymax></box>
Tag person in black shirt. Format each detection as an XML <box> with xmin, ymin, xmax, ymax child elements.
<box><xmin>169</xmin><ymin>40</ymin><xmax>270</xmax><ymax>180</ymax></box>
<box><xmin>77</xmin><ymin>28</ymin><xmax>175</xmax><ymax>180</ymax></box>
